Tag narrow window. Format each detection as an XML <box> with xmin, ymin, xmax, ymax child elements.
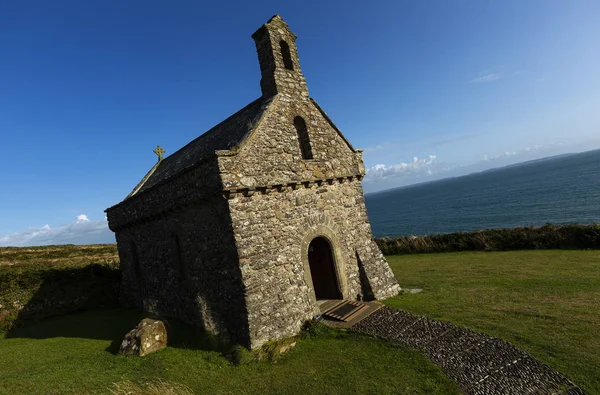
<box><xmin>280</xmin><ymin>40</ymin><xmax>294</xmax><ymax>70</ymax></box>
<box><xmin>131</xmin><ymin>241</ymin><xmax>141</xmax><ymax>280</ymax></box>
<box><xmin>294</xmin><ymin>116</ymin><xmax>313</xmax><ymax>159</ymax></box>
<box><xmin>171</xmin><ymin>233</ymin><xmax>185</xmax><ymax>278</ymax></box>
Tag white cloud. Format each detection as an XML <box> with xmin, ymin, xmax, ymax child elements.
<box><xmin>470</xmin><ymin>73</ymin><xmax>501</xmax><ymax>83</ymax></box>
<box><xmin>364</xmin><ymin>155</ymin><xmax>438</xmax><ymax>182</ymax></box>
<box><xmin>0</xmin><ymin>214</ymin><xmax>115</xmax><ymax>247</ymax></box>
<box><xmin>525</xmin><ymin>144</ymin><xmax>542</xmax><ymax>152</ymax></box>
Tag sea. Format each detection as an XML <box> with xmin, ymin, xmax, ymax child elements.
<box><xmin>365</xmin><ymin>149</ymin><xmax>600</xmax><ymax>238</ymax></box>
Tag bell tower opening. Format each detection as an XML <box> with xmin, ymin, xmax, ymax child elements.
<box><xmin>280</xmin><ymin>40</ymin><xmax>294</xmax><ymax>70</ymax></box>
<box><xmin>307</xmin><ymin>237</ymin><xmax>341</xmax><ymax>300</ymax></box>
<box><xmin>251</xmin><ymin>14</ymin><xmax>309</xmax><ymax>99</ymax></box>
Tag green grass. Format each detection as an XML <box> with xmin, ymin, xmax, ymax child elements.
<box><xmin>0</xmin><ymin>309</ymin><xmax>459</xmax><ymax>395</ymax></box>
<box><xmin>3</xmin><ymin>245</ymin><xmax>598</xmax><ymax>393</ymax></box>
<box><xmin>0</xmin><ymin>244</ymin><xmax>118</xmax><ymax>268</ymax></box>
<box><xmin>0</xmin><ymin>244</ymin><xmax>120</xmax><ymax>331</ymax></box>
<box><xmin>385</xmin><ymin>250</ymin><xmax>600</xmax><ymax>394</ymax></box>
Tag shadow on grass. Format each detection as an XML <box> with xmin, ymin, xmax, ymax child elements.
<box><xmin>1</xmin><ymin>263</ymin><xmax>121</xmax><ymax>332</ymax></box>
<box><xmin>2</xmin><ymin>263</ymin><xmax>225</xmax><ymax>355</ymax></box>
<box><xmin>6</xmin><ymin>307</ymin><xmax>226</xmax><ymax>355</ymax></box>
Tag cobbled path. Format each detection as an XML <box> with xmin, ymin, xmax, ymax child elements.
<box><xmin>351</xmin><ymin>306</ymin><xmax>586</xmax><ymax>394</ymax></box>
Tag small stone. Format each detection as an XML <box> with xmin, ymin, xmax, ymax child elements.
<box><xmin>119</xmin><ymin>318</ymin><xmax>168</xmax><ymax>357</ymax></box>
<box><xmin>409</xmin><ymin>288</ymin><xmax>423</xmax><ymax>294</ymax></box>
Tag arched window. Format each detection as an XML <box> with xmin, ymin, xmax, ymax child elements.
<box><xmin>280</xmin><ymin>40</ymin><xmax>294</xmax><ymax>70</ymax></box>
<box><xmin>294</xmin><ymin>116</ymin><xmax>313</xmax><ymax>159</ymax></box>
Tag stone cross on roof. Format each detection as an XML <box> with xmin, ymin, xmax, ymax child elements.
<box><xmin>153</xmin><ymin>145</ymin><xmax>165</xmax><ymax>162</ymax></box>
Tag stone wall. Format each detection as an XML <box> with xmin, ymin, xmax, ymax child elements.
<box><xmin>108</xmin><ymin>158</ymin><xmax>251</xmax><ymax>346</ymax></box>
<box><xmin>227</xmin><ymin>178</ymin><xmax>399</xmax><ymax>348</ymax></box>
<box><xmin>217</xmin><ymin>98</ymin><xmax>364</xmax><ymax>190</ymax></box>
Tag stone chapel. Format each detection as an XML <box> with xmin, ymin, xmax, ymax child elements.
<box><xmin>106</xmin><ymin>15</ymin><xmax>400</xmax><ymax>349</ymax></box>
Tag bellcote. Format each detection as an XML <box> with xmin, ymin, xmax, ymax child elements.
<box><xmin>252</xmin><ymin>15</ymin><xmax>309</xmax><ymax>99</ymax></box>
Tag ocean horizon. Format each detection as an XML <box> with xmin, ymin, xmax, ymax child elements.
<box><xmin>365</xmin><ymin>148</ymin><xmax>600</xmax><ymax>238</ymax></box>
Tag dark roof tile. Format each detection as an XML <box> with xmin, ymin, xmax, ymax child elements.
<box><xmin>133</xmin><ymin>97</ymin><xmax>268</xmax><ymax>196</ymax></box>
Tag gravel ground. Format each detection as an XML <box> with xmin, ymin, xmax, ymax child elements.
<box><xmin>351</xmin><ymin>306</ymin><xmax>586</xmax><ymax>395</ymax></box>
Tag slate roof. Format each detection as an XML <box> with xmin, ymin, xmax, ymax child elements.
<box><xmin>130</xmin><ymin>97</ymin><xmax>269</xmax><ymax>197</ymax></box>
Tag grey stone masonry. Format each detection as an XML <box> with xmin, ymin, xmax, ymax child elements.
<box><xmin>105</xmin><ymin>14</ymin><xmax>399</xmax><ymax>349</ymax></box>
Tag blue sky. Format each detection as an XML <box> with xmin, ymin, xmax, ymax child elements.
<box><xmin>1</xmin><ymin>1</ymin><xmax>599</xmax><ymax>245</ymax></box>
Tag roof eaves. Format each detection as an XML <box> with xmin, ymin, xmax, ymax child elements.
<box><xmin>105</xmin><ymin>154</ymin><xmax>216</xmax><ymax>212</ymax></box>
<box><xmin>125</xmin><ymin>161</ymin><xmax>162</xmax><ymax>200</ymax></box>
<box><xmin>225</xmin><ymin>97</ymin><xmax>274</xmax><ymax>154</ymax></box>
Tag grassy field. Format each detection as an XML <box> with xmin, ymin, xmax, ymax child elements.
<box><xmin>0</xmin><ymin>244</ymin><xmax>120</xmax><ymax>332</ymax></box>
<box><xmin>0</xmin><ymin>244</ymin><xmax>118</xmax><ymax>267</ymax></box>
<box><xmin>0</xmin><ymin>309</ymin><xmax>458</xmax><ymax>394</ymax></box>
<box><xmin>0</xmin><ymin>244</ymin><xmax>458</xmax><ymax>394</ymax></box>
<box><xmin>385</xmin><ymin>250</ymin><xmax>600</xmax><ymax>394</ymax></box>
<box><xmin>1</xmin><ymin>246</ymin><xmax>598</xmax><ymax>394</ymax></box>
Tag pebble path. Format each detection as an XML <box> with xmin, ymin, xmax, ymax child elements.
<box><xmin>351</xmin><ymin>306</ymin><xmax>586</xmax><ymax>394</ymax></box>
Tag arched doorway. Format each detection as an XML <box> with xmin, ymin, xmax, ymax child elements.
<box><xmin>307</xmin><ymin>237</ymin><xmax>341</xmax><ymax>300</ymax></box>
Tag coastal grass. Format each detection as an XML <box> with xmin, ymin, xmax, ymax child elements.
<box><xmin>0</xmin><ymin>244</ymin><xmax>118</xmax><ymax>267</ymax></box>
<box><xmin>375</xmin><ymin>223</ymin><xmax>600</xmax><ymax>255</ymax></box>
<box><xmin>0</xmin><ymin>244</ymin><xmax>120</xmax><ymax>332</ymax></box>
<box><xmin>2</xmin><ymin>244</ymin><xmax>599</xmax><ymax>393</ymax></box>
<box><xmin>0</xmin><ymin>309</ymin><xmax>459</xmax><ymax>395</ymax></box>
<box><xmin>385</xmin><ymin>250</ymin><xmax>600</xmax><ymax>394</ymax></box>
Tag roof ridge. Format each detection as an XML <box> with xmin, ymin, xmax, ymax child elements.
<box><xmin>122</xmin><ymin>96</ymin><xmax>268</xmax><ymax>200</ymax></box>
<box><xmin>158</xmin><ymin>97</ymin><xmax>264</xmax><ymax>167</ymax></box>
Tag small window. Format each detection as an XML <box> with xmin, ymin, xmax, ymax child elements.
<box><xmin>294</xmin><ymin>116</ymin><xmax>313</xmax><ymax>159</ymax></box>
<box><xmin>280</xmin><ymin>40</ymin><xmax>294</xmax><ymax>70</ymax></box>
<box><xmin>171</xmin><ymin>233</ymin><xmax>185</xmax><ymax>278</ymax></box>
<box><xmin>131</xmin><ymin>241</ymin><xmax>141</xmax><ymax>280</ymax></box>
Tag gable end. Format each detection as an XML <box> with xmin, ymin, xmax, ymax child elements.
<box><xmin>309</xmin><ymin>98</ymin><xmax>356</xmax><ymax>153</ymax></box>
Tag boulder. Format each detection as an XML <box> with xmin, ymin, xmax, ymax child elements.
<box><xmin>119</xmin><ymin>318</ymin><xmax>167</xmax><ymax>356</ymax></box>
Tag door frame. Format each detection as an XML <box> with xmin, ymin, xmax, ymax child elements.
<box><xmin>301</xmin><ymin>224</ymin><xmax>348</xmax><ymax>307</ymax></box>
